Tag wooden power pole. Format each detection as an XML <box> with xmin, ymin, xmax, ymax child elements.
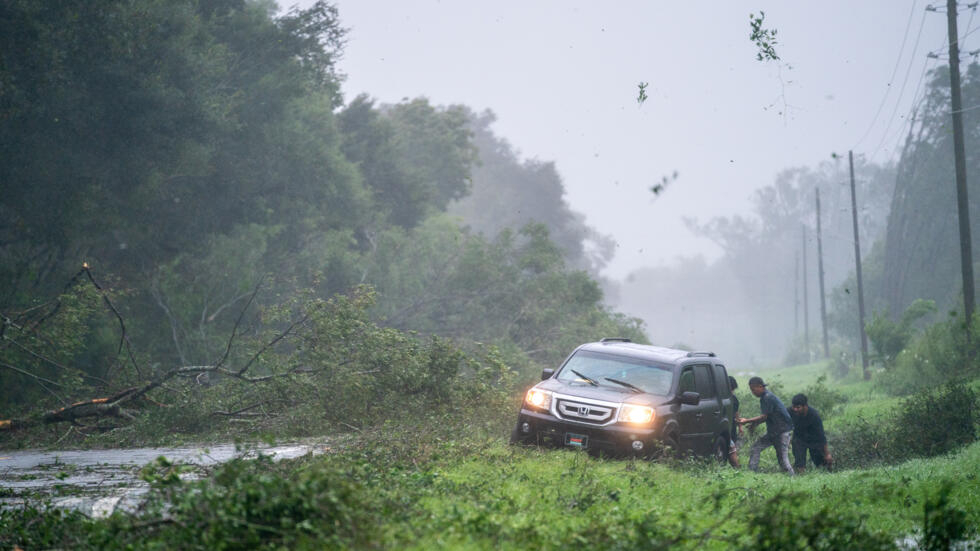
<box><xmin>849</xmin><ymin>151</ymin><xmax>870</xmax><ymax>380</ymax></box>
<box><xmin>946</xmin><ymin>0</ymin><xmax>976</xmax><ymax>323</ymax></box>
<box><xmin>815</xmin><ymin>188</ymin><xmax>830</xmax><ymax>359</ymax></box>
<box><xmin>794</xmin><ymin>251</ymin><xmax>800</xmax><ymax>334</ymax></box>
<box><xmin>802</xmin><ymin>224</ymin><xmax>810</xmax><ymax>360</ymax></box>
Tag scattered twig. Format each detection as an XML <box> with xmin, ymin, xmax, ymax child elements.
<box><xmin>215</xmin><ymin>276</ymin><xmax>265</xmax><ymax>371</ymax></box>
<box><xmin>82</xmin><ymin>263</ymin><xmax>143</xmax><ymax>378</ymax></box>
<box><xmin>52</xmin><ymin>425</ymin><xmax>76</xmax><ymax>446</ymax></box>
<box><xmin>2</xmin><ymin>334</ymin><xmax>109</xmax><ymax>385</ymax></box>
<box><xmin>236</xmin><ymin>304</ymin><xmax>319</xmax><ymax>376</ymax></box>
<box><xmin>212</xmin><ymin>401</ymin><xmax>270</xmax><ymax>418</ymax></box>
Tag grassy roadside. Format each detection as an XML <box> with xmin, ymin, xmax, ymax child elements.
<box><xmin>377</xmin><ymin>439</ymin><xmax>980</xmax><ymax>549</ymax></box>
<box><xmin>3</xmin><ymin>360</ymin><xmax>978</xmax><ymax>549</ymax></box>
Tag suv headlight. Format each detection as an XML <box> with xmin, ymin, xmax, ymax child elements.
<box><xmin>525</xmin><ymin>388</ymin><xmax>553</xmax><ymax>410</ymax></box>
<box><xmin>619</xmin><ymin>404</ymin><xmax>654</xmax><ymax>424</ymax></box>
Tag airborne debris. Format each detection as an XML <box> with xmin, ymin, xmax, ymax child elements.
<box><xmin>650</xmin><ymin>171</ymin><xmax>679</xmax><ymax>197</ymax></box>
<box><xmin>637</xmin><ymin>82</ymin><xmax>649</xmax><ymax>105</ymax></box>
<box><xmin>749</xmin><ymin>11</ymin><xmax>779</xmax><ymax>62</ymax></box>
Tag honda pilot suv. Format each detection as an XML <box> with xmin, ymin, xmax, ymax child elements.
<box><xmin>510</xmin><ymin>338</ymin><xmax>736</xmax><ymax>459</ymax></box>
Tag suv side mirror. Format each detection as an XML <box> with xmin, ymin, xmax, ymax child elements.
<box><xmin>679</xmin><ymin>391</ymin><xmax>700</xmax><ymax>405</ymax></box>
<box><xmin>541</xmin><ymin>368</ymin><xmax>555</xmax><ymax>380</ymax></box>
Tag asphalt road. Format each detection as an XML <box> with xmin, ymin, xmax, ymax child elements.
<box><xmin>0</xmin><ymin>441</ymin><xmax>328</xmax><ymax>517</ymax></box>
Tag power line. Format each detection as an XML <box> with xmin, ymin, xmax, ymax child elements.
<box><xmin>869</xmin><ymin>52</ymin><xmax>939</xmax><ymax>162</ymax></box>
<box><xmin>869</xmin><ymin>20</ymin><xmax>951</xmax><ymax>163</ymax></box>
<box><xmin>867</xmin><ymin>9</ymin><xmax>930</xmax><ymax>161</ymax></box>
<box><xmin>869</xmin><ymin>1</ymin><xmax>978</xmax><ymax>162</ymax></box>
<box><xmin>963</xmin><ymin>1</ymin><xmax>978</xmax><ymax>38</ymax></box>
<box><xmin>852</xmin><ymin>0</ymin><xmax>920</xmax><ymax>150</ymax></box>
<box><xmin>951</xmin><ymin>101</ymin><xmax>980</xmax><ymax>113</ymax></box>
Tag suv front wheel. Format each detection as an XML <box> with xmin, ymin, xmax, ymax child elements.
<box><xmin>509</xmin><ymin>420</ymin><xmax>533</xmax><ymax>446</ymax></box>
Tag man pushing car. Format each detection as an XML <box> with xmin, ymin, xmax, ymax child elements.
<box><xmin>737</xmin><ymin>376</ymin><xmax>794</xmax><ymax>475</ymax></box>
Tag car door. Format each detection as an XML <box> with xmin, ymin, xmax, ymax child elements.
<box><xmin>674</xmin><ymin>366</ymin><xmax>703</xmax><ymax>453</ymax></box>
<box><xmin>675</xmin><ymin>364</ymin><xmax>717</xmax><ymax>453</ymax></box>
<box><xmin>692</xmin><ymin>364</ymin><xmax>720</xmax><ymax>454</ymax></box>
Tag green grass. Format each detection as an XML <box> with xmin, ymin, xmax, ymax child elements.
<box><xmin>743</xmin><ymin>359</ymin><xmax>834</xmax><ymax>389</ymax></box>
<box><xmin>3</xmin><ymin>361</ymin><xmax>978</xmax><ymax>550</ymax></box>
<box><xmin>379</xmin><ymin>440</ymin><xmax>980</xmax><ymax>550</ymax></box>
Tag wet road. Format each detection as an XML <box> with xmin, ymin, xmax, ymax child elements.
<box><xmin>0</xmin><ymin>440</ymin><xmax>328</xmax><ymax>517</ymax></box>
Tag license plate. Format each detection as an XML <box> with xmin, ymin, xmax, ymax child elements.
<box><xmin>565</xmin><ymin>432</ymin><xmax>588</xmax><ymax>448</ymax></box>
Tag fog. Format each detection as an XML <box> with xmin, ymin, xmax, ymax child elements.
<box><xmin>302</xmin><ymin>1</ymin><xmax>962</xmax><ymax>365</ymax></box>
<box><xmin>318</xmin><ymin>1</ymin><xmax>941</xmax><ymax>272</ymax></box>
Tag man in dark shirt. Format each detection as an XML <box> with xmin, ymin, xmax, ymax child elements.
<box><xmin>789</xmin><ymin>393</ymin><xmax>832</xmax><ymax>473</ymax></box>
<box><xmin>738</xmin><ymin>376</ymin><xmax>794</xmax><ymax>475</ymax></box>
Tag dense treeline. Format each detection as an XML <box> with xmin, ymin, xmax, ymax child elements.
<box><xmin>0</xmin><ymin>0</ymin><xmax>641</xmax><ymax>434</ymax></box>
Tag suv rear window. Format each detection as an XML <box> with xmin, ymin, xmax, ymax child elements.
<box><xmin>556</xmin><ymin>350</ymin><xmax>673</xmax><ymax>395</ymax></box>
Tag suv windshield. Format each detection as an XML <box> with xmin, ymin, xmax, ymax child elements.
<box><xmin>556</xmin><ymin>350</ymin><xmax>673</xmax><ymax>395</ymax></box>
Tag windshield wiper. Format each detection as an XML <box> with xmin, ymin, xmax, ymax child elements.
<box><xmin>604</xmin><ymin>377</ymin><xmax>644</xmax><ymax>393</ymax></box>
<box><xmin>570</xmin><ymin>369</ymin><xmax>599</xmax><ymax>386</ymax></box>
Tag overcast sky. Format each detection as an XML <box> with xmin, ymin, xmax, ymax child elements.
<box><xmin>288</xmin><ymin>1</ymin><xmax>960</xmax><ymax>280</ymax></box>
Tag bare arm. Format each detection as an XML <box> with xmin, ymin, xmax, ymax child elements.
<box><xmin>737</xmin><ymin>413</ymin><xmax>767</xmax><ymax>425</ymax></box>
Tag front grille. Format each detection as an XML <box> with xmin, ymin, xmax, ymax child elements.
<box><xmin>555</xmin><ymin>398</ymin><xmax>616</xmax><ymax>425</ymax></box>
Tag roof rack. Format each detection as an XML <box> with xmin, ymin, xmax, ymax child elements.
<box><xmin>600</xmin><ymin>337</ymin><xmax>632</xmax><ymax>343</ymax></box>
<box><xmin>685</xmin><ymin>351</ymin><xmax>716</xmax><ymax>357</ymax></box>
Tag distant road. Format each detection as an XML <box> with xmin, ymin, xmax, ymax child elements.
<box><xmin>0</xmin><ymin>440</ymin><xmax>329</xmax><ymax>517</ymax></box>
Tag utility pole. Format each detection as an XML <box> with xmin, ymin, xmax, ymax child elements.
<box><xmin>815</xmin><ymin>188</ymin><xmax>830</xmax><ymax>359</ymax></box>
<box><xmin>802</xmin><ymin>224</ymin><xmax>810</xmax><ymax>361</ymax></box>
<box><xmin>946</xmin><ymin>0</ymin><xmax>976</xmax><ymax>323</ymax></box>
<box><xmin>794</xmin><ymin>251</ymin><xmax>800</xmax><ymax>335</ymax></box>
<box><xmin>849</xmin><ymin>151</ymin><xmax>870</xmax><ymax>380</ymax></box>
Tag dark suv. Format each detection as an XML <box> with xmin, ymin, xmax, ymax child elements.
<box><xmin>510</xmin><ymin>338</ymin><xmax>735</xmax><ymax>459</ymax></box>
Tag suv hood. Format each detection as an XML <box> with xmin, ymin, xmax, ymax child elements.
<box><xmin>536</xmin><ymin>378</ymin><xmax>671</xmax><ymax>406</ymax></box>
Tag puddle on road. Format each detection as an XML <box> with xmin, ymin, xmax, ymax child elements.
<box><xmin>0</xmin><ymin>441</ymin><xmax>328</xmax><ymax>517</ymax></box>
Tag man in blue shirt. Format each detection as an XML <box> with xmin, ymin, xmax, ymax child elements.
<box><xmin>737</xmin><ymin>376</ymin><xmax>794</xmax><ymax>475</ymax></box>
<box><xmin>789</xmin><ymin>393</ymin><xmax>832</xmax><ymax>473</ymax></box>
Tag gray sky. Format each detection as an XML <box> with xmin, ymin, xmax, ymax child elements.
<box><xmin>290</xmin><ymin>1</ymin><xmax>958</xmax><ymax>280</ymax></box>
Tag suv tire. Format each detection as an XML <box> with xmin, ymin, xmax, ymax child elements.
<box><xmin>510</xmin><ymin>421</ymin><xmax>532</xmax><ymax>446</ymax></box>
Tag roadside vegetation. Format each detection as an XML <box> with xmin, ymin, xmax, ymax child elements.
<box><xmin>4</xmin><ymin>316</ymin><xmax>980</xmax><ymax>549</ymax></box>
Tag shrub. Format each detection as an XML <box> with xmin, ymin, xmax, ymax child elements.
<box><xmin>0</xmin><ymin>506</ymin><xmax>92</xmax><ymax>550</ymax></box>
<box><xmin>897</xmin><ymin>381</ymin><xmax>978</xmax><ymax>459</ymax></box>
<box><xmin>878</xmin><ymin>312</ymin><xmax>980</xmax><ymax>395</ymax></box>
<box><xmin>739</xmin><ymin>492</ymin><xmax>895</xmax><ymax>550</ymax></box>
<box><xmin>865</xmin><ymin>299</ymin><xmax>936</xmax><ymax>369</ymax></box>
<box><xmin>920</xmin><ymin>481</ymin><xmax>975</xmax><ymax>551</ymax></box>
<box><xmin>127</xmin><ymin>454</ymin><xmax>375</xmax><ymax>550</ymax></box>
<box><xmin>826</xmin><ymin>416</ymin><xmax>891</xmax><ymax>469</ymax></box>
<box><xmin>829</xmin><ymin>381</ymin><xmax>978</xmax><ymax>469</ymax></box>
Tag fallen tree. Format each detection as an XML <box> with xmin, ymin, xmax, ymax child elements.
<box><xmin>0</xmin><ymin>264</ymin><xmax>512</xmax><ymax>439</ymax></box>
<box><xmin>0</xmin><ymin>264</ymin><xmax>324</xmax><ymax>433</ymax></box>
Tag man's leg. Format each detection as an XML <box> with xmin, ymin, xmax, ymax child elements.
<box><xmin>791</xmin><ymin>438</ymin><xmax>807</xmax><ymax>474</ymax></box>
<box><xmin>728</xmin><ymin>438</ymin><xmax>740</xmax><ymax>468</ymax></box>
<box><xmin>810</xmin><ymin>446</ymin><xmax>826</xmax><ymax>468</ymax></box>
<box><xmin>748</xmin><ymin>433</ymin><xmax>773</xmax><ymax>472</ymax></box>
<box><xmin>776</xmin><ymin>431</ymin><xmax>795</xmax><ymax>475</ymax></box>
